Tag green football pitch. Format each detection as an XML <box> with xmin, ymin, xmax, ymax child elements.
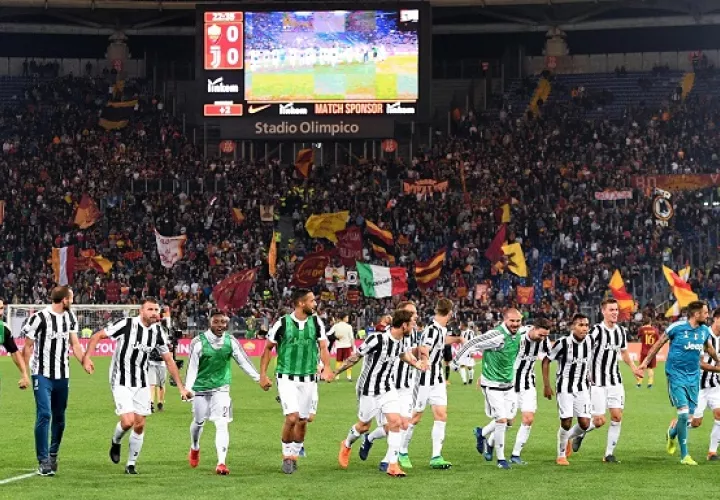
<box><xmin>245</xmin><ymin>54</ymin><xmax>417</xmax><ymax>102</ymax></box>
<box><xmin>1</xmin><ymin>357</ymin><xmax>718</xmax><ymax>500</ymax></box>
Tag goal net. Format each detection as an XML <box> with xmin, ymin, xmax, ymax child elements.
<box><xmin>6</xmin><ymin>304</ymin><xmax>141</xmax><ymax>338</ymax></box>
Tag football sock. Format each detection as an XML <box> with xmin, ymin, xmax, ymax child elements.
<box><xmin>605</xmin><ymin>421</ymin><xmax>621</xmax><ymax>456</ymax></box>
<box><xmin>215</xmin><ymin>422</ymin><xmax>229</xmax><ymax>465</ymax></box>
<box><xmin>344</xmin><ymin>425</ymin><xmax>362</xmax><ymax>448</ymax></box>
<box><xmin>385</xmin><ymin>431</ymin><xmax>402</xmax><ymax>464</ymax></box>
<box><xmin>558</xmin><ymin>427</ymin><xmax>570</xmax><ymax>458</ymax></box>
<box><xmin>710</xmin><ymin>420</ymin><xmax>720</xmax><ymax>453</ymax></box>
<box><xmin>512</xmin><ymin>424</ymin><xmax>532</xmax><ymax>457</ymax></box>
<box><xmin>677</xmin><ymin>412</ymin><xmax>689</xmax><ymax>458</ymax></box>
<box><xmin>494</xmin><ymin>422</ymin><xmax>507</xmax><ymax>460</ymax></box>
<box><xmin>190</xmin><ymin>421</ymin><xmax>204</xmax><ymax>450</ymax></box>
<box><xmin>400</xmin><ymin>424</ymin><xmax>415</xmax><ymax>454</ymax></box>
<box><xmin>127</xmin><ymin>431</ymin><xmax>144</xmax><ymax>466</ymax></box>
<box><xmin>113</xmin><ymin>422</ymin><xmax>129</xmax><ymax>445</ymax></box>
<box><xmin>431</xmin><ymin>421</ymin><xmax>446</xmax><ymax>457</ymax></box>
<box><xmin>368</xmin><ymin>426</ymin><xmax>387</xmax><ymax>443</ymax></box>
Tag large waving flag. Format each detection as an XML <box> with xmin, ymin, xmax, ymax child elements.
<box><xmin>663</xmin><ymin>265</ymin><xmax>698</xmax><ymax>309</ymax></box>
<box><xmin>609</xmin><ymin>270</ymin><xmax>635</xmax><ymax>320</ymax></box>
<box><xmin>212</xmin><ymin>269</ymin><xmax>258</xmax><ymax>312</ymax></box>
<box><xmin>99</xmin><ymin>99</ymin><xmax>138</xmax><ymax>130</ymax></box>
<box><xmin>154</xmin><ymin>230</ymin><xmax>187</xmax><ymax>269</ymax></box>
<box><xmin>305</xmin><ymin>211</ymin><xmax>349</xmax><ymax>243</ymax></box>
<box><xmin>357</xmin><ymin>263</ymin><xmax>408</xmax><ymax>298</ymax></box>
<box><xmin>415</xmin><ymin>249</ymin><xmax>446</xmax><ymax>289</ymax></box>
<box><xmin>295</xmin><ymin>148</ymin><xmax>314</xmax><ymax>178</ymax></box>
<box><xmin>74</xmin><ymin>194</ymin><xmax>101</xmax><ymax>229</ymax></box>
<box><xmin>665</xmin><ymin>266</ymin><xmax>691</xmax><ymax>317</ymax></box>
<box><xmin>501</xmin><ymin>242</ymin><xmax>527</xmax><ymax>277</ymax></box>
<box><xmin>268</xmin><ymin>232</ymin><xmax>278</xmax><ymax>277</ymax></box>
<box><xmin>365</xmin><ymin>220</ymin><xmax>395</xmax><ymax>263</ymax></box>
<box><xmin>485</xmin><ymin>224</ymin><xmax>506</xmax><ymax>263</ymax></box>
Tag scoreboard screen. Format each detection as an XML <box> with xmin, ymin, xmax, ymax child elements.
<box><xmin>197</xmin><ymin>3</ymin><xmax>429</xmax><ymax>122</ymax></box>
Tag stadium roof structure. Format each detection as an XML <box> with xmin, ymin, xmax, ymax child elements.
<box><xmin>0</xmin><ymin>0</ymin><xmax>716</xmax><ymax>35</ymax></box>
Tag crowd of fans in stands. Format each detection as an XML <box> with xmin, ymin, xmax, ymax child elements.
<box><xmin>1</xmin><ymin>72</ymin><xmax>720</xmax><ymax>338</ymax></box>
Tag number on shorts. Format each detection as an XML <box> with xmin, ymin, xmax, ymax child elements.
<box><xmin>222</xmin><ymin>406</ymin><xmax>229</xmax><ymax>417</ymax></box>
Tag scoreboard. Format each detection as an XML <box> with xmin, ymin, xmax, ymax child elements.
<box><xmin>197</xmin><ymin>2</ymin><xmax>431</xmax><ymax>138</ymax></box>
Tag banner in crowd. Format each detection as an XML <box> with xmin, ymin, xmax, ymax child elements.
<box><xmin>402</xmin><ymin>179</ymin><xmax>449</xmax><ymax>195</ymax></box>
<box><xmin>335</xmin><ymin>227</ymin><xmax>363</xmax><ymax>267</ymax></box>
<box><xmin>415</xmin><ymin>249</ymin><xmax>446</xmax><ymax>289</ymax></box>
<box><xmin>154</xmin><ymin>230</ymin><xmax>187</xmax><ymax>268</ymax></box>
<box><xmin>290</xmin><ymin>251</ymin><xmax>332</xmax><ymax>287</ymax></box>
<box><xmin>346</xmin><ymin>289</ymin><xmax>360</xmax><ymax>304</ymax></box>
<box><xmin>259</xmin><ymin>205</ymin><xmax>274</xmax><ymax>222</ymax></box>
<box><xmin>1</xmin><ymin>338</ymin><xmax>670</xmax><ymax>361</ymax></box>
<box><xmin>346</xmin><ymin>270</ymin><xmax>358</xmax><ymax>286</ymax></box>
<box><xmin>99</xmin><ymin>99</ymin><xmax>137</xmax><ymax>130</ymax></box>
<box><xmin>325</xmin><ymin>266</ymin><xmax>346</xmax><ymax>285</ymax></box>
<box><xmin>231</xmin><ymin>208</ymin><xmax>245</xmax><ymax>224</ymax></box>
<box><xmin>73</xmin><ymin>194</ymin><xmax>101</xmax><ymax>229</ymax></box>
<box><xmin>356</xmin><ymin>263</ymin><xmax>408</xmax><ymax>298</ymax></box>
<box><xmin>295</xmin><ymin>148</ymin><xmax>314</xmax><ymax>178</ymax></box>
<box><xmin>516</xmin><ymin>286</ymin><xmax>534</xmax><ymax>304</ymax></box>
<box><xmin>212</xmin><ymin>268</ymin><xmax>257</xmax><ymax>312</ymax></box>
<box><xmin>652</xmin><ymin>188</ymin><xmax>674</xmax><ymax>226</ymax></box>
<box><xmin>305</xmin><ymin>211</ymin><xmax>349</xmax><ymax>243</ymax></box>
<box><xmin>51</xmin><ymin>245</ymin><xmax>75</xmax><ymax>285</ymax></box>
<box><xmin>0</xmin><ymin>200</ymin><xmax>4</xmax><ymax>225</ymax></box>
<box><xmin>631</xmin><ymin>173</ymin><xmax>720</xmax><ymax>191</ymax></box>
<box><xmin>594</xmin><ymin>190</ymin><xmax>633</xmax><ymax>201</ymax></box>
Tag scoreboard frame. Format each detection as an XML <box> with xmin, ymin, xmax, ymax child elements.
<box><xmin>196</xmin><ymin>2</ymin><xmax>431</xmax><ymax>139</ymax></box>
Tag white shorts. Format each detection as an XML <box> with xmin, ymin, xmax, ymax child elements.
<box><xmin>397</xmin><ymin>388</ymin><xmax>414</xmax><ymax>419</ymax></box>
<box><xmin>358</xmin><ymin>390</ymin><xmax>401</xmax><ymax>425</ymax></box>
<box><xmin>590</xmin><ymin>384</ymin><xmax>625</xmax><ymax>415</ymax></box>
<box><xmin>148</xmin><ymin>363</ymin><xmax>167</xmax><ymax>388</ymax></box>
<box><xmin>112</xmin><ymin>385</ymin><xmax>152</xmax><ymax>416</ymax></box>
<box><xmin>413</xmin><ymin>383</ymin><xmax>447</xmax><ymax>412</ymax></box>
<box><xmin>509</xmin><ymin>388</ymin><xmax>538</xmax><ymax>418</ymax></box>
<box><xmin>693</xmin><ymin>386</ymin><xmax>720</xmax><ymax>419</ymax></box>
<box><xmin>482</xmin><ymin>387</ymin><xmax>516</xmax><ymax>420</ymax></box>
<box><xmin>193</xmin><ymin>391</ymin><xmax>233</xmax><ymax>423</ymax></box>
<box><xmin>457</xmin><ymin>355</ymin><xmax>476</xmax><ymax>368</ymax></box>
<box><xmin>557</xmin><ymin>391</ymin><xmax>591</xmax><ymax>420</ymax></box>
<box><xmin>311</xmin><ymin>382</ymin><xmax>319</xmax><ymax>416</ymax></box>
<box><xmin>276</xmin><ymin>375</ymin><xmax>317</xmax><ymax>419</ymax></box>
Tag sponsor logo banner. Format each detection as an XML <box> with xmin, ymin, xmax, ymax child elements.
<box><xmin>232</xmin><ymin>118</ymin><xmax>395</xmax><ymax>139</ymax></box>
<box><xmin>594</xmin><ymin>190</ymin><xmax>633</xmax><ymax>201</ymax></box>
<box><xmin>207</xmin><ymin>77</ymin><xmax>240</xmax><ymax>94</ymax></box>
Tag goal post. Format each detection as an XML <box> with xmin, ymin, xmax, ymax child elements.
<box><xmin>7</xmin><ymin>304</ymin><xmax>141</xmax><ymax>338</ymax></box>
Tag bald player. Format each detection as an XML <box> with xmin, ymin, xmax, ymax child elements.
<box><xmin>451</xmin><ymin>308</ymin><xmax>524</xmax><ymax>470</ymax></box>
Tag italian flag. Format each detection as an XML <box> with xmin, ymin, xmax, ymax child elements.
<box><xmin>356</xmin><ymin>263</ymin><xmax>408</xmax><ymax>298</ymax></box>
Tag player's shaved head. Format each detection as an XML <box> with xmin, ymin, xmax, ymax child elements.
<box><xmin>504</xmin><ymin>308</ymin><xmax>521</xmax><ymax>320</ymax></box>
<box><xmin>503</xmin><ymin>308</ymin><xmax>522</xmax><ymax>334</ymax></box>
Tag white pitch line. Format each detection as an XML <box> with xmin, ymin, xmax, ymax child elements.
<box><xmin>0</xmin><ymin>472</ymin><xmax>36</xmax><ymax>485</ymax></box>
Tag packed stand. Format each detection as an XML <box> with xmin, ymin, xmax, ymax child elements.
<box><xmin>1</xmin><ymin>74</ymin><xmax>720</xmax><ymax>338</ymax></box>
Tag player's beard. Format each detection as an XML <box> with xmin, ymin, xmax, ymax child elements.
<box><xmin>302</xmin><ymin>305</ymin><xmax>314</xmax><ymax>316</ymax></box>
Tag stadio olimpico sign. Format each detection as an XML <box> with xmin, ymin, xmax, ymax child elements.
<box><xmin>227</xmin><ymin>117</ymin><xmax>396</xmax><ymax>139</ymax></box>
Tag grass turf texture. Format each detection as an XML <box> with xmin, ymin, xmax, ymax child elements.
<box><xmin>0</xmin><ymin>358</ymin><xmax>717</xmax><ymax>500</ymax></box>
<box><xmin>245</xmin><ymin>54</ymin><xmax>417</xmax><ymax>102</ymax></box>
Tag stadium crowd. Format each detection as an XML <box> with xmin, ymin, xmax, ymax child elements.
<box><xmin>1</xmin><ymin>73</ymin><xmax>720</xmax><ymax>338</ymax></box>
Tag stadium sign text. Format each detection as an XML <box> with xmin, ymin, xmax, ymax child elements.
<box><xmin>231</xmin><ymin>117</ymin><xmax>395</xmax><ymax>139</ymax></box>
<box><xmin>386</xmin><ymin>102</ymin><xmax>416</xmax><ymax>115</ymax></box>
<box><xmin>207</xmin><ymin>77</ymin><xmax>239</xmax><ymax>93</ymax></box>
<box><xmin>279</xmin><ymin>103</ymin><xmax>309</xmax><ymax>116</ymax></box>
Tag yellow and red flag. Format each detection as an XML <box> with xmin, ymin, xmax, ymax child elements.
<box><xmin>609</xmin><ymin>270</ymin><xmax>635</xmax><ymax>320</ymax></box>
<box><xmin>662</xmin><ymin>265</ymin><xmax>698</xmax><ymax>309</ymax></box>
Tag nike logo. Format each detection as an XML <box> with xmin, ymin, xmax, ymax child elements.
<box><xmin>248</xmin><ymin>104</ymin><xmax>271</xmax><ymax>114</ymax></box>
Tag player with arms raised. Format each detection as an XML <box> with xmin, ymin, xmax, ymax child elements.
<box><xmin>453</xmin><ymin>308</ymin><xmax>523</xmax><ymax>470</ymax></box>
<box><xmin>259</xmin><ymin>289</ymin><xmax>333</xmax><ymax>474</ymax></box>
<box><xmin>639</xmin><ymin>300</ymin><xmax>720</xmax><ymax>465</ymax></box>
<box><xmin>186</xmin><ymin>311</ymin><xmax>269</xmax><ymax>475</ymax></box>
<box><xmin>82</xmin><ymin>298</ymin><xmax>191</xmax><ymax>474</ymax></box>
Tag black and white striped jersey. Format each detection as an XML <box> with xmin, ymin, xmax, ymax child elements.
<box><xmin>588</xmin><ymin>322</ymin><xmax>628</xmax><ymax>387</ymax></box>
<box><xmin>417</xmin><ymin>321</ymin><xmax>448</xmax><ymax>386</ymax></box>
<box><xmin>548</xmin><ymin>333</ymin><xmax>593</xmax><ymax>394</ymax></box>
<box><xmin>106</xmin><ymin>317</ymin><xmax>170</xmax><ymax>388</ymax></box>
<box><xmin>394</xmin><ymin>328</ymin><xmax>419</xmax><ymax>390</ymax></box>
<box><xmin>701</xmin><ymin>331</ymin><xmax>720</xmax><ymax>389</ymax></box>
<box><xmin>21</xmin><ymin>307</ymin><xmax>79</xmax><ymax>380</ymax></box>
<box><xmin>356</xmin><ymin>330</ymin><xmax>407</xmax><ymax>396</ymax></box>
<box><xmin>514</xmin><ymin>326</ymin><xmax>551</xmax><ymax>392</ymax></box>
